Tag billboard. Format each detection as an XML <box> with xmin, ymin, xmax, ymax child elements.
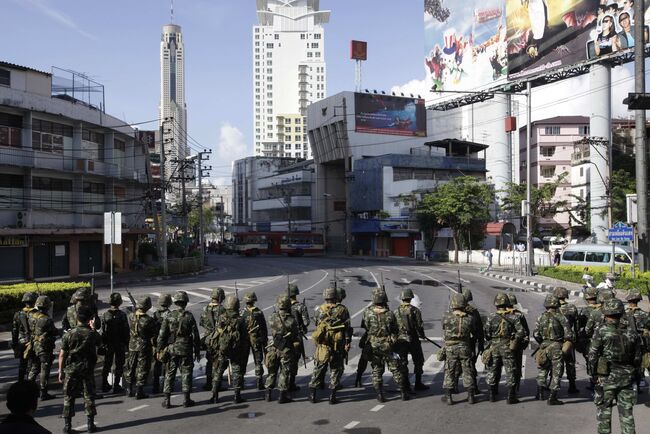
<box><xmin>424</xmin><ymin>0</ymin><xmax>508</xmax><ymax>91</ymax></box>
<box><xmin>354</xmin><ymin>93</ymin><xmax>427</xmax><ymax>137</ymax></box>
<box><xmin>350</xmin><ymin>40</ymin><xmax>368</xmax><ymax>60</ymax></box>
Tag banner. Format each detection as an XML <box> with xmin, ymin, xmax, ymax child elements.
<box><xmin>354</xmin><ymin>93</ymin><xmax>427</xmax><ymax>137</ymax></box>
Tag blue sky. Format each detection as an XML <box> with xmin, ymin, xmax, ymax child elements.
<box><xmin>2</xmin><ymin>0</ymin><xmax>425</xmax><ymax>183</ymax></box>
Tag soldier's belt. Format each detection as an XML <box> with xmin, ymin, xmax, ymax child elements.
<box><xmin>444</xmin><ymin>340</ymin><xmax>468</xmax><ymax>346</ymax></box>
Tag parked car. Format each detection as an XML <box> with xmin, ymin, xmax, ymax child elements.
<box><xmin>560</xmin><ymin>244</ymin><xmax>634</xmax><ymax>267</ymax></box>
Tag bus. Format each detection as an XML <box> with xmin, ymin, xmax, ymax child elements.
<box><xmin>233</xmin><ymin>232</ymin><xmax>324</xmax><ymax>256</ymax></box>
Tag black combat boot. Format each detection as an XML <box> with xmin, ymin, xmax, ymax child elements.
<box><xmin>162</xmin><ymin>393</ymin><xmax>171</xmax><ymax>408</ymax></box>
<box><xmin>63</xmin><ymin>417</ymin><xmax>72</xmax><ymax>434</ymax></box>
<box><xmin>329</xmin><ymin>389</ymin><xmax>338</xmax><ymax>405</ymax></box>
<box><xmin>265</xmin><ymin>388</ymin><xmax>273</xmax><ymax>402</ymax></box>
<box><xmin>152</xmin><ymin>377</ymin><xmax>160</xmax><ymax>394</ymax></box>
<box><xmin>467</xmin><ymin>389</ymin><xmax>476</xmax><ymax>404</ymax></box>
<box><xmin>202</xmin><ymin>374</ymin><xmax>213</xmax><ymax>391</ymax></box>
<box><xmin>257</xmin><ymin>376</ymin><xmax>265</xmax><ymax>391</ymax></box>
<box><xmin>278</xmin><ymin>390</ymin><xmax>292</xmax><ymax>404</ymax></box>
<box><xmin>87</xmin><ymin>416</ymin><xmax>97</xmax><ymax>433</ymax></box>
<box><xmin>547</xmin><ymin>390</ymin><xmax>564</xmax><ymax>406</ymax></box>
<box><xmin>488</xmin><ymin>386</ymin><xmax>497</xmax><ymax>402</ymax></box>
<box><xmin>40</xmin><ymin>389</ymin><xmax>54</xmax><ymax>401</ymax></box>
<box><xmin>112</xmin><ymin>377</ymin><xmax>124</xmax><ymax>394</ymax></box>
<box><xmin>183</xmin><ymin>392</ymin><xmax>195</xmax><ymax>407</ymax></box>
<box><xmin>101</xmin><ymin>377</ymin><xmax>111</xmax><ymax>393</ymax></box>
<box><xmin>233</xmin><ymin>388</ymin><xmax>245</xmax><ymax>404</ymax></box>
<box><xmin>309</xmin><ymin>388</ymin><xmax>317</xmax><ymax>403</ymax></box>
<box><xmin>127</xmin><ymin>383</ymin><xmax>135</xmax><ymax>398</ymax></box>
<box><xmin>354</xmin><ymin>372</ymin><xmax>363</xmax><ymax>388</ymax></box>
<box><xmin>375</xmin><ymin>386</ymin><xmax>386</xmax><ymax>403</ymax></box>
<box><xmin>568</xmin><ymin>380</ymin><xmax>579</xmax><ymax>394</ymax></box>
<box><xmin>210</xmin><ymin>389</ymin><xmax>219</xmax><ymax>404</ymax></box>
<box><xmin>401</xmin><ymin>388</ymin><xmax>410</xmax><ymax>401</ymax></box>
<box><xmin>507</xmin><ymin>386</ymin><xmax>519</xmax><ymax>404</ymax></box>
<box><xmin>445</xmin><ymin>389</ymin><xmax>453</xmax><ymax>405</ymax></box>
<box><xmin>135</xmin><ymin>386</ymin><xmax>148</xmax><ymax>400</ymax></box>
<box><xmin>414</xmin><ymin>374</ymin><xmax>429</xmax><ymax>391</ymax></box>
<box><xmin>535</xmin><ymin>386</ymin><xmax>546</xmax><ymax>401</ymax></box>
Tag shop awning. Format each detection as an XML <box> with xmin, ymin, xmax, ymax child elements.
<box><xmin>484</xmin><ymin>222</ymin><xmax>517</xmax><ymax>237</ymax></box>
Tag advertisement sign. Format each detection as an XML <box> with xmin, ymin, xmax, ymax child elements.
<box><xmin>350</xmin><ymin>40</ymin><xmax>368</xmax><ymax>60</ymax></box>
<box><xmin>354</xmin><ymin>93</ymin><xmax>427</xmax><ymax>137</ymax></box>
<box><xmin>424</xmin><ymin>0</ymin><xmax>507</xmax><ymax>91</ymax></box>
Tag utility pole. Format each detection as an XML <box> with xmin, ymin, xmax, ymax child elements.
<box><xmin>159</xmin><ymin>117</ymin><xmax>172</xmax><ymax>276</ymax></box>
<box><xmin>220</xmin><ymin>195</ymin><xmax>224</xmax><ymax>242</ymax></box>
<box><xmin>634</xmin><ymin>0</ymin><xmax>648</xmax><ymax>271</ymax></box>
<box><xmin>342</xmin><ymin>97</ymin><xmax>352</xmax><ymax>256</ymax></box>
<box><xmin>198</xmin><ymin>150</ymin><xmax>212</xmax><ymax>265</ymax></box>
<box><xmin>526</xmin><ymin>81</ymin><xmax>533</xmax><ymax>276</ymax></box>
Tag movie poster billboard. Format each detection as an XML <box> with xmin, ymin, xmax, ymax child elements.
<box><xmin>354</xmin><ymin>93</ymin><xmax>427</xmax><ymax>137</ymax></box>
<box><xmin>506</xmin><ymin>0</ymin><xmax>650</xmax><ymax>80</ymax></box>
<box><xmin>424</xmin><ymin>0</ymin><xmax>508</xmax><ymax>92</ymax></box>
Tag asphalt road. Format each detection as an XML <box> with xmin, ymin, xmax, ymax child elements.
<box><xmin>2</xmin><ymin>255</ymin><xmax>649</xmax><ymax>434</ymax></box>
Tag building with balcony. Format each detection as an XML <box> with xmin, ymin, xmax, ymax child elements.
<box><xmin>0</xmin><ymin>61</ymin><xmax>151</xmax><ymax>281</ymax></box>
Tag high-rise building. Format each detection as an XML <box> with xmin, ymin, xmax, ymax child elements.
<box><xmin>253</xmin><ymin>0</ymin><xmax>330</xmax><ymax>159</ymax></box>
<box><xmin>160</xmin><ymin>23</ymin><xmax>188</xmax><ymax>189</ymax></box>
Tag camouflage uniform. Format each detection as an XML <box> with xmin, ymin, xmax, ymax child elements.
<box><xmin>158</xmin><ymin>291</ymin><xmax>201</xmax><ymax>408</ymax></box>
<box><xmin>265</xmin><ymin>295</ymin><xmax>301</xmax><ymax>404</ymax></box>
<box><xmin>241</xmin><ymin>292</ymin><xmax>268</xmax><ymax>390</ymax></box>
<box><xmin>442</xmin><ymin>293</ymin><xmax>477</xmax><ymax>404</ymax></box>
<box><xmin>209</xmin><ymin>296</ymin><xmax>249</xmax><ymax>404</ymax></box>
<box><xmin>462</xmin><ymin>288</ymin><xmax>485</xmax><ymax>392</ymax></box>
<box><xmin>11</xmin><ymin>292</ymin><xmax>37</xmax><ymax>381</ymax></box>
<box><xmin>101</xmin><ymin>293</ymin><xmax>130</xmax><ymax>393</ymax></box>
<box><xmin>395</xmin><ymin>288</ymin><xmax>428</xmax><ymax>391</ymax></box>
<box><xmin>589</xmin><ymin>298</ymin><xmax>642</xmax><ymax>434</ymax></box>
<box><xmin>151</xmin><ymin>294</ymin><xmax>172</xmax><ymax>393</ymax></box>
<box><xmin>533</xmin><ymin>294</ymin><xmax>574</xmax><ymax>405</ymax></box>
<box><xmin>577</xmin><ymin>287</ymin><xmax>600</xmax><ymax>376</ymax></box>
<box><xmin>126</xmin><ymin>296</ymin><xmax>157</xmax><ymax>399</ymax></box>
<box><xmin>60</xmin><ymin>307</ymin><xmax>101</xmax><ymax>434</ymax></box>
<box><xmin>554</xmin><ymin>287</ymin><xmax>580</xmax><ymax>394</ymax></box>
<box><xmin>585</xmin><ymin>290</ymin><xmax>615</xmax><ymax>339</ymax></box>
<box><xmin>27</xmin><ymin>296</ymin><xmax>57</xmax><ymax>400</ymax></box>
<box><xmin>623</xmin><ymin>290</ymin><xmax>650</xmax><ymax>383</ymax></box>
<box><xmin>61</xmin><ymin>288</ymin><xmax>101</xmax><ymax>333</ymax></box>
<box><xmin>289</xmin><ymin>284</ymin><xmax>310</xmax><ymax>392</ymax></box>
<box><xmin>200</xmin><ymin>288</ymin><xmax>226</xmax><ymax>391</ymax></box>
<box><xmin>483</xmin><ymin>292</ymin><xmax>526</xmax><ymax>404</ymax></box>
<box><xmin>507</xmin><ymin>293</ymin><xmax>530</xmax><ymax>392</ymax></box>
<box><xmin>308</xmin><ymin>287</ymin><xmax>352</xmax><ymax>404</ymax></box>
<box><xmin>361</xmin><ymin>289</ymin><xmax>409</xmax><ymax>402</ymax></box>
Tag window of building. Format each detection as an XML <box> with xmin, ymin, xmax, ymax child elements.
<box><xmin>311</xmin><ymin>43</ymin><xmax>319</xmax><ymax>48</ymax></box>
<box><xmin>307</xmin><ymin>52</ymin><xmax>313</xmax><ymax>58</ymax></box>
<box><xmin>114</xmin><ymin>138</ymin><xmax>125</xmax><ymax>152</ymax></box>
<box><xmin>114</xmin><ymin>185</ymin><xmax>126</xmax><ymax>198</ymax></box>
<box><xmin>315</xmin><ymin>52</ymin><xmax>321</xmax><ymax>58</ymax></box>
<box><xmin>540</xmin><ymin>166</ymin><xmax>556</xmax><ymax>178</ymax></box>
<box><xmin>267</xmin><ymin>84</ymin><xmax>272</xmax><ymax>90</ymax></box>
<box><xmin>300</xmin><ymin>34</ymin><xmax>306</xmax><ymax>39</ymax></box>
<box><xmin>274</xmin><ymin>34</ymin><xmax>279</xmax><ymax>40</ymax></box>
<box><xmin>82</xmin><ymin>129</ymin><xmax>105</xmax><ymax>161</ymax></box>
<box><xmin>266</xmin><ymin>43</ymin><xmax>273</xmax><ymax>49</ymax></box>
<box><xmin>33</xmin><ymin>177</ymin><xmax>72</xmax><ymax>192</ymax></box>
<box><xmin>285</xmin><ymin>127</ymin><xmax>292</xmax><ymax>132</ymax></box>
<box><xmin>579</xmin><ymin>167</ymin><xmax>584</xmax><ymax>177</ymax></box>
<box><xmin>0</xmin><ymin>69</ymin><xmax>9</xmax><ymax>87</ymax></box>
<box><xmin>580</xmin><ymin>188</ymin><xmax>584</xmax><ymax>198</ymax></box>
<box><xmin>314</xmin><ymin>34</ymin><xmax>321</xmax><ymax>39</ymax></box>
<box><xmin>295</xmin><ymin>143</ymin><xmax>301</xmax><ymax>149</ymax></box>
<box><xmin>285</xmin><ymin>144</ymin><xmax>291</xmax><ymax>150</ymax></box>
<box><xmin>540</xmin><ymin>146</ymin><xmax>555</xmax><ymax>157</ymax></box>
<box><xmin>579</xmin><ymin>125</ymin><xmax>590</xmax><ymax>135</ymax></box>
<box><xmin>83</xmin><ymin>182</ymin><xmax>105</xmax><ymax>195</ymax></box>
<box><xmin>544</xmin><ymin>126</ymin><xmax>561</xmax><ymax>135</ymax></box>
<box><xmin>267</xmin><ymin>116</ymin><xmax>273</xmax><ymax>122</ymax></box>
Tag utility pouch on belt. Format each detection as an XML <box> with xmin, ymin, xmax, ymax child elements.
<box><xmin>561</xmin><ymin>341</ymin><xmax>573</xmax><ymax>355</ymax></box>
<box><xmin>437</xmin><ymin>346</ymin><xmax>446</xmax><ymax>361</ymax></box>
<box><xmin>642</xmin><ymin>352</ymin><xmax>650</xmax><ymax>370</ymax></box>
<box><xmin>535</xmin><ymin>347</ymin><xmax>550</xmax><ymax>368</ymax></box>
<box><xmin>481</xmin><ymin>347</ymin><xmax>493</xmax><ymax>366</ymax></box>
<box><xmin>596</xmin><ymin>357</ymin><xmax>610</xmax><ymax>376</ymax></box>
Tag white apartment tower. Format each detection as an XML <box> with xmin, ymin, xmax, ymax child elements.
<box><xmin>160</xmin><ymin>23</ymin><xmax>188</xmax><ymax>185</ymax></box>
<box><xmin>253</xmin><ymin>0</ymin><xmax>330</xmax><ymax>159</ymax></box>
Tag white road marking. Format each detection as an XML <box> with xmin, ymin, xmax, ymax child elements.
<box><xmin>342</xmin><ymin>269</ymin><xmax>351</xmax><ymax>273</ymax></box>
<box><xmin>289</xmin><ymin>279</ymin><xmax>298</xmax><ymax>284</ymax></box>
<box><xmin>401</xmin><ymin>278</ymin><xmax>410</xmax><ymax>283</ymax></box>
<box><xmin>128</xmin><ymin>404</ymin><xmax>149</xmax><ymax>412</ymax></box>
<box><xmin>185</xmin><ymin>290</ymin><xmax>211</xmax><ymax>300</ymax></box>
<box><xmin>150</xmin><ymin>292</ymin><xmax>161</xmax><ymax>297</ymax></box>
<box><xmin>351</xmin><ymin>303</ymin><xmax>371</xmax><ymax>320</ymax></box>
<box><xmin>370</xmin><ymin>404</ymin><xmax>384</xmax><ymax>412</ymax></box>
<box><xmin>377</xmin><ymin>268</ymin><xmax>391</xmax><ymax>272</ymax></box>
<box><xmin>262</xmin><ymin>270</ymin><xmax>329</xmax><ymax>312</ymax></box>
<box><xmin>344</xmin><ymin>421</ymin><xmax>360</xmax><ymax>429</ymax></box>
<box><xmin>395</xmin><ymin>267</ymin><xmax>458</xmax><ymax>294</ymax></box>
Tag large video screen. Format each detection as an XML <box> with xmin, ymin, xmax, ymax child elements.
<box><xmin>354</xmin><ymin>93</ymin><xmax>427</xmax><ymax>137</ymax></box>
<box><xmin>424</xmin><ymin>0</ymin><xmax>508</xmax><ymax>91</ymax></box>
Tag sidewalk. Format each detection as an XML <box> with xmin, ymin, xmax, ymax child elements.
<box><xmin>481</xmin><ymin>269</ymin><xmax>585</xmax><ymax>297</ymax></box>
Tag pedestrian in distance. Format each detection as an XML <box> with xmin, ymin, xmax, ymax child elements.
<box><xmin>200</xmin><ymin>288</ymin><xmax>226</xmax><ymax>392</ymax></box>
<box><xmin>100</xmin><ymin>292</ymin><xmax>130</xmax><ymax>394</ymax></box>
<box><xmin>11</xmin><ymin>292</ymin><xmax>38</xmax><ymax>381</ymax></box>
<box><xmin>394</xmin><ymin>288</ymin><xmax>429</xmax><ymax>392</ymax></box>
<box><xmin>125</xmin><ymin>296</ymin><xmax>157</xmax><ymax>399</ymax></box>
<box><xmin>241</xmin><ymin>291</ymin><xmax>268</xmax><ymax>390</ymax></box>
<box><xmin>27</xmin><ymin>296</ymin><xmax>57</xmax><ymax>401</ymax></box>
<box><xmin>151</xmin><ymin>293</ymin><xmax>173</xmax><ymax>394</ymax></box>
<box><xmin>0</xmin><ymin>380</ymin><xmax>51</xmax><ymax>434</ymax></box>
<box><xmin>265</xmin><ymin>295</ymin><xmax>301</xmax><ymax>403</ymax></box>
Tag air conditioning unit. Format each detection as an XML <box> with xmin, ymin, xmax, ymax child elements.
<box><xmin>16</xmin><ymin>211</ymin><xmax>31</xmax><ymax>229</ymax></box>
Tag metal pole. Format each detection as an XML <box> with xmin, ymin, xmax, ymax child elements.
<box><xmin>160</xmin><ymin>120</ymin><xmax>169</xmax><ymax>276</ymax></box>
<box><xmin>632</xmin><ymin>225</ymin><xmax>637</xmax><ymax>279</ymax></box>
<box><xmin>608</xmin><ymin>137</ymin><xmax>615</xmax><ymax>275</ymax></box>
<box><xmin>198</xmin><ymin>155</ymin><xmax>204</xmax><ymax>264</ymax></box>
<box><xmin>220</xmin><ymin>195</ymin><xmax>224</xmax><ymax>242</ymax></box>
<box><xmin>110</xmin><ymin>212</ymin><xmax>114</xmax><ymax>293</ymax></box>
<box><xmin>343</xmin><ymin>97</ymin><xmax>352</xmax><ymax>256</ymax></box>
<box><xmin>181</xmin><ymin>161</ymin><xmax>188</xmax><ymax>255</ymax></box>
<box><xmin>526</xmin><ymin>81</ymin><xmax>533</xmax><ymax>276</ymax></box>
<box><xmin>634</xmin><ymin>0</ymin><xmax>648</xmax><ymax>272</ymax></box>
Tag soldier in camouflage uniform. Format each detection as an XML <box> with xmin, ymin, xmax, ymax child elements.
<box><xmin>265</xmin><ymin>295</ymin><xmax>301</xmax><ymax>404</ymax></box>
<box><xmin>507</xmin><ymin>293</ymin><xmax>529</xmax><ymax>392</ymax></box>
<box><xmin>152</xmin><ymin>293</ymin><xmax>172</xmax><ymax>394</ymax></box>
<box><xmin>11</xmin><ymin>292</ymin><xmax>37</xmax><ymax>381</ymax></box>
<box><xmin>462</xmin><ymin>288</ymin><xmax>485</xmax><ymax>393</ymax></box>
<box><xmin>125</xmin><ymin>296</ymin><xmax>157</xmax><ymax>400</ymax></box>
<box><xmin>209</xmin><ymin>295</ymin><xmax>249</xmax><ymax>404</ymax></box>
<box><xmin>589</xmin><ymin>298</ymin><xmax>642</xmax><ymax>434</ymax></box>
<box><xmin>241</xmin><ymin>291</ymin><xmax>268</xmax><ymax>390</ymax></box>
<box><xmin>288</xmin><ymin>284</ymin><xmax>309</xmax><ymax>392</ymax></box>
<box><xmin>158</xmin><ymin>290</ymin><xmax>201</xmax><ymax>408</ymax></box>
<box><xmin>316</xmin><ymin>287</ymin><xmax>351</xmax><ymax>390</ymax></box>
<box><xmin>308</xmin><ymin>287</ymin><xmax>352</xmax><ymax>404</ymax></box>
<box><xmin>553</xmin><ymin>286</ymin><xmax>580</xmax><ymax>394</ymax></box>
<box><xmin>101</xmin><ymin>292</ymin><xmax>130</xmax><ymax>393</ymax></box>
<box><xmin>585</xmin><ymin>290</ymin><xmax>615</xmax><ymax>341</ymax></box>
<box><xmin>62</xmin><ymin>288</ymin><xmax>101</xmax><ymax>333</ymax></box>
<box><xmin>483</xmin><ymin>292</ymin><xmax>526</xmax><ymax>404</ymax></box>
<box><xmin>27</xmin><ymin>296</ymin><xmax>57</xmax><ymax>401</ymax></box>
<box><xmin>533</xmin><ymin>294</ymin><xmax>574</xmax><ymax>405</ymax></box>
<box><xmin>59</xmin><ymin>306</ymin><xmax>101</xmax><ymax>434</ymax></box>
<box><xmin>200</xmin><ymin>288</ymin><xmax>226</xmax><ymax>391</ymax></box>
<box><xmin>624</xmin><ymin>289</ymin><xmax>649</xmax><ymax>386</ymax></box>
<box><xmin>577</xmin><ymin>286</ymin><xmax>600</xmax><ymax>382</ymax></box>
<box><xmin>395</xmin><ymin>288</ymin><xmax>428</xmax><ymax>392</ymax></box>
<box><xmin>354</xmin><ymin>288</ymin><xmax>382</xmax><ymax>388</ymax></box>
<box><xmin>442</xmin><ymin>293</ymin><xmax>477</xmax><ymax>405</ymax></box>
<box><xmin>361</xmin><ymin>289</ymin><xmax>409</xmax><ymax>402</ymax></box>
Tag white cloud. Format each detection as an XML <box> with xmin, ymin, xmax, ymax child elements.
<box><xmin>17</xmin><ymin>0</ymin><xmax>97</xmax><ymax>40</ymax></box>
<box><xmin>390</xmin><ymin>79</ymin><xmax>430</xmax><ymax>99</ymax></box>
<box><xmin>210</xmin><ymin>122</ymin><xmax>249</xmax><ymax>186</ymax></box>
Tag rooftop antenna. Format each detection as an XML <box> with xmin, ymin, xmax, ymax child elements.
<box><xmin>171</xmin><ymin>0</ymin><xmax>174</xmax><ymax>23</ymax></box>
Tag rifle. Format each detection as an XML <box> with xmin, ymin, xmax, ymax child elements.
<box><xmin>235</xmin><ymin>281</ymin><xmax>239</xmax><ymax>300</ymax></box>
<box><xmin>422</xmin><ymin>336</ymin><xmax>442</xmax><ymax>349</ymax></box>
<box><xmin>381</xmin><ymin>272</ymin><xmax>385</xmax><ymax>291</ymax></box>
<box><xmin>126</xmin><ymin>287</ymin><xmax>137</xmax><ymax>312</ymax></box>
<box><xmin>457</xmin><ymin>270</ymin><xmax>462</xmax><ymax>294</ymax></box>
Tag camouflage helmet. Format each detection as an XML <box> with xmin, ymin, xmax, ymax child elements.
<box><xmin>323</xmin><ymin>287</ymin><xmax>337</xmax><ymax>301</ymax></box>
<box><xmin>450</xmin><ymin>293</ymin><xmax>467</xmax><ymax>309</ymax></box>
<box><xmin>400</xmin><ymin>288</ymin><xmax>414</xmax><ymax>300</ymax></box>
<box><xmin>72</xmin><ymin>288</ymin><xmax>90</xmax><ymax>302</ymax></box>
<box><xmin>462</xmin><ymin>288</ymin><xmax>473</xmax><ymax>302</ymax></box>
<box><xmin>211</xmin><ymin>287</ymin><xmax>225</xmax><ymax>303</ymax></box>
<box><xmin>136</xmin><ymin>296</ymin><xmax>152</xmax><ymax>311</ymax></box>
<box><xmin>109</xmin><ymin>292</ymin><xmax>123</xmax><ymax>307</ymax></box>
<box><xmin>21</xmin><ymin>292</ymin><xmax>38</xmax><ymax>304</ymax></box>
<box><xmin>494</xmin><ymin>292</ymin><xmax>510</xmax><ymax>307</ymax></box>
<box><xmin>602</xmin><ymin>298</ymin><xmax>625</xmax><ymax>316</ymax></box>
<box><xmin>224</xmin><ymin>295</ymin><xmax>240</xmax><ymax>311</ymax></box>
<box><xmin>625</xmin><ymin>289</ymin><xmax>642</xmax><ymax>303</ymax></box>
<box><xmin>372</xmin><ymin>289</ymin><xmax>388</xmax><ymax>305</ymax></box>
<box><xmin>507</xmin><ymin>293</ymin><xmax>518</xmax><ymax>307</ymax></box>
<box><xmin>288</xmin><ymin>284</ymin><xmax>300</xmax><ymax>297</ymax></box>
<box><xmin>544</xmin><ymin>294</ymin><xmax>560</xmax><ymax>309</ymax></box>
<box><xmin>34</xmin><ymin>295</ymin><xmax>51</xmax><ymax>310</ymax></box>
<box><xmin>552</xmin><ymin>287</ymin><xmax>569</xmax><ymax>300</ymax></box>
<box><xmin>158</xmin><ymin>293</ymin><xmax>172</xmax><ymax>307</ymax></box>
<box><xmin>244</xmin><ymin>292</ymin><xmax>258</xmax><ymax>303</ymax></box>
<box><xmin>172</xmin><ymin>290</ymin><xmax>189</xmax><ymax>305</ymax></box>
<box><xmin>597</xmin><ymin>290</ymin><xmax>615</xmax><ymax>304</ymax></box>
<box><xmin>337</xmin><ymin>287</ymin><xmax>347</xmax><ymax>302</ymax></box>
<box><xmin>584</xmin><ymin>287</ymin><xmax>598</xmax><ymax>301</ymax></box>
<box><xmin>276</xmin><ymin>295</ymin><xmax>291</xmax><ymax>311</ymax></box>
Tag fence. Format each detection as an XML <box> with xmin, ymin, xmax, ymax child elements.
<box><xmin>446</xmin><ymin>249</ymin><xmax>551</xmax><ymax>274</ymax></box>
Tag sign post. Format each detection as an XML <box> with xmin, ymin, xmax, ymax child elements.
<box><xmin>608</xmin><ymin>221</ymin><xmax>634</xmax><ymax>275</ymax></box>
<box><xmin>104</xmin><ymin>212</ymin><xmax>122</xmax><ymax>293</ymax></box>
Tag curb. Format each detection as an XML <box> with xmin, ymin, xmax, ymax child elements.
<box><xmin>482</xmin><ymin>272</ymin><xmax>584</xmax><ymax>298</ymax></box>
<box><xmin>94</xmin><ymin>266</ymin><xmax>217</xmax><ymax>288</ymax></box>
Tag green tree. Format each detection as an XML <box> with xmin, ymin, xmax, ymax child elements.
<box><xmin>188</xmin><ymin>204</ymin><xmax>217</xmax><ymax>240</ymax></box>
<box><xmin>417</xmin><ymin>176</ymin><xmax>494</xmax><ymax>263</ymax></box>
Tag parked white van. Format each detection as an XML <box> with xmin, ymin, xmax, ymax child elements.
<box><xmin>560</xmin><ymin>244</ymin><xmax>633</xmax><ymax>267</ymax></box>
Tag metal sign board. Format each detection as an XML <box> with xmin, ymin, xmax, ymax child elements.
<box><xmin>104</xmin><ymin>212</ymin><xmax>122</xmax><ymax>245</ymax></box>
<box><xmin>608</xmin><ymin>221</ymin><xmax>633</xmax><ymax>242</ymax></box>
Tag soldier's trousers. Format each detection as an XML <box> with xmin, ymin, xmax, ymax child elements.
<box><xmin>164</xmin><ymin>355</ymin><xmax>194</xmax><ymax>393</ymax></box>
<box><xmin>442</xmin><ymin>343</ymin><xmax>475</xmax><ymax>391</ymax></box>
<box><xmin>214</xmin><ymin>353</ymin><xmax>244</xmax><ymax>390</ymax></box>
<box><xmin>248</xmin><ymin>343</ymin><xmax>265</xmax><ymax>378</ymax></box>
<box><xmin>356</xmin><ymin>345</ymin><xmax>372</xmax><ymax>376</ymax></box>
<box><xmin>289</xmin><ymin>341</ymin><xmax>304</xmax><ymax>385</ymax></box>
<box><xmin>536</xmin><ymin>341</ymin><xmax>563</xmax><ymax>391</ymax></box>
<box><xmin>62</xmin><ymin>371</ymin><xmax>96</xmax><ymax>418</ymax></box>
<box><xmin>16</xmin><ymin>345</ymin><xmax>30</xmax><ymax>380</ymax></box>
<box><xmin>513</xmin><ymin>349</ymin><xmax>524</xmax><ymax>388</ymax></box>
<box><xmin>369</xmin><ymin>349</ymin><xmax>404</xmax><ymax>389</ymax></box>
<box><xmin>397</xmin><ymin>341</ymin><xmax>424</xmax><ymax>376</ymax></box>
<box><xmin>126</xmin><ymin>349</ymin><xmax>152</xmax><ymax>387</ymax></box>
<box><xmin>204</xmin><ymin>351</ymin><xmax>213</xmax><ymax>385</ymax></box>
<box><xmin>152</xmin><ymin>359</ymin><xmax>166</xmax><ymax>386</ymax></box>
<box><xmin>28</xmin><ymin>352</ymin><xmax>52</xmax><ymax>391</ymax></box>
<box><xmin>485</xmin><ymin>342</ymin><xmax>516</xmax><ymax>388</ymax></box>
<box><xmin>265</xmin><ymin>347</ymin><xmax>293</xmax><ymax>391</ymax></box>
<box><xmin>309</xmin><ymin>351</ymin><xmax>345</xmax><ymax>389</ymax></box>
<box><xmin>102</xmin><ymin>345</ymin><xmax>126</xmax><ymax>380</ymax></box>
<box><xmin>595</xmin><ymin>384</ymin><xmax>636</xmax><ymax>434</ymax></box>
<box><xmin>563</xmin><ymin>349</ymin><xmax>576</xmax><ymax>381</ymax></box>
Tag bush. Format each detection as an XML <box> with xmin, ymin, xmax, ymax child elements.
<box><xmin>537</xmin><ymin>266</ymin><xmax>650</xmax><ymax>294</ymax></box>
<box><xmin>0</xmin><ymin>282</ymin><xmax>90</xmax><ymax>324</ymax></box>
<box><xmin>137</xmin><ymin>242</ymin><xmax>158</xmax><ymax>262</ymax></box>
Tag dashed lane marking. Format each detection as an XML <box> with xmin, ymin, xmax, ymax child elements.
<box><xmin>344</xmin><ymin>421</ymin><xmax>360</xmax><ymax>429</ymax></box>
<box><xmin>262</xmin><ymin>270</ymin><xmax>329</xmax><ymax>312</ymax></box>
<box><xmin>128</xmin><ymin>405</ymin><xmax>149</xmax><ymax>412</ymax></box>
<box><xmin>370</xmin><ymin>404</ymin><xmax>384</xmax><ymax>412</ymax></box>
<box><xmin>185</xmin><ymin>290</ymin><xmax>211</xmax><ymax>300</ymax></box>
